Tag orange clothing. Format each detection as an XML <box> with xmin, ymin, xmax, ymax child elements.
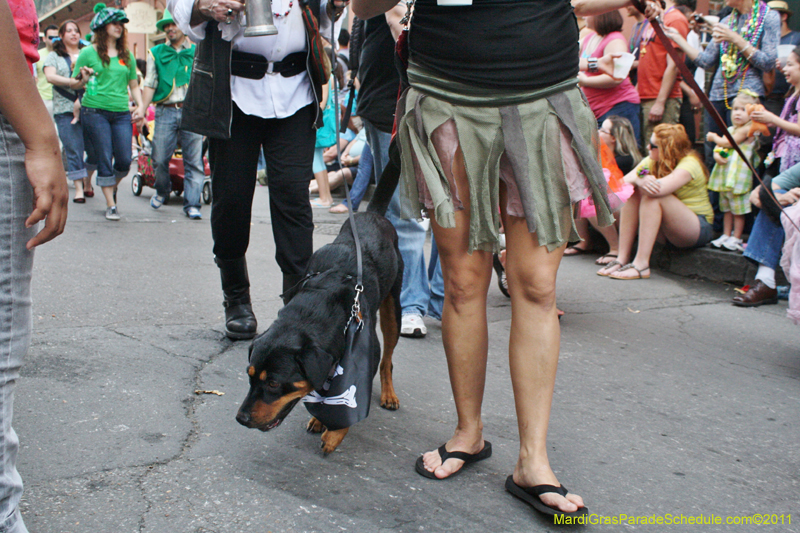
<box><xmin>637</xmin><ymin>8</ymin><xmax>689</xmax><ymax>101</ymax></box>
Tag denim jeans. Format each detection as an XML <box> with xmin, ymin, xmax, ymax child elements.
<box><xmin>340</xmin><ymin>141</ymin><xmax>373</xmax><ymax>211</ymax></box>
<box><xmin>0</xmin><ymin>113</ymin><xmax>35</xmax><ymax>533</ymax></box>
<box><xmin>80</xmin><ymin>107</ymin><xmax>132</xmax><ymax>187</ymax></box>
<box><xmin>362</xmin><ymin>119</ymin><xmax>443</xmax><ymax>317</ymax></box>
<box><xmin>53</xmin><ymin>113</ymin><xmax>87</xmax><ymax>181</ymax></box>
<box><xmin>743</xmin><ymin>191</ymin><xmax>787</xmax><ymax>270</ymax></box>
<box><xmin>597</xmin><ymin>100</ymin><xmax>641</xmax><ymax>148</ymax></box>
<box><xmin>153</xmin><ymin>106</ymin><xmax>204</xmax><ymax>211</ymax></box>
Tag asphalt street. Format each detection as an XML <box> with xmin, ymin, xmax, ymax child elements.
<box><xmin>16</xmin><ymin>173</ymin><xmax>800</xmax><ymax>533</ymax></box>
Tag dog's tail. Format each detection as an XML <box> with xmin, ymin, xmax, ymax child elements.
<box><xmin>366</xmin><ymin>138</ymin><xmax>402</xmax><ymax>217</ymax></box>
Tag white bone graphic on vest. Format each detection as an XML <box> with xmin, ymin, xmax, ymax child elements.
<box><xmin>322</xmin><ymin>364</ymin><xmax>345</xmax><ymax>391</ymax></box>
<box><xmin>302</xmin><ymin>386</ymin><xmax>358</xmax><ymax>408</ymax></box>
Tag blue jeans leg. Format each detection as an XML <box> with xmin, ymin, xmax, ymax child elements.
<box><xmin>363</xmin><ymin>119</ymin><xmax>430</xmax><ymax>316</ymax></box>
<box><xmin>178</xmin><ymin>121</ymin><xmax>204</xmax><ymax>211</ymax></box>
<box><xmin>54</xmin><ymin>113</ymin><xmax>87</xmax><ymax>181</ymax></box>
<box><xmin>743</xmin><ymin>196</ymin><xmax>787</xmax><ymax>270</ymax></box>
<box><xmin>152</xmin><ymin>106</ymin><xmax>178</xmax><ymax>197</ymax></box>
<box><xmin>427</xmin><ymin>234</ymin><xmax>444</xmax><ymax>320</ymax></box>
<box><xmin>81</xmin><ymin>108</ymin><xmax>131</xmax><ymax>187</ymax></box>
<box><xmin>0</xmin><ymin>113</ymin><xmax>35</xmax><ymax>533</ymax></box>
<box><xmin>343</xmin><ymin>141</ymin><xmax>373</xmax><ymax>210</ymax></box>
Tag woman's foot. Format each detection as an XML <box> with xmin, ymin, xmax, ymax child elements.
<box><xmin>608</xmin><ymin>262</ymin><xmax>650</xmax><ymax>280</ymax></box>
<box><xmin>597</xmin><ymin>260</ymin><xmax>623</xmax><ymax>277</ymax></box>
<box><xmin>563</xmin><ymin>244</ymin><xmax>590</xmax><ymax>256</ymax></box>
<box><xmin>310</xmin><ymin>198</ymin><xmax>333</xmax><ymax>208</ymax></box>
<box><xmin>418</xmin><ymin>433</ymin><xmax>486</xmax><ymax>479</ymax></box>
<box><xmin>512</xmin><ymin>463</ymin><xmax>585</xmax><ymax>514</ymax></box>
<box><xmin>329</xmin><ymin>203</ymin><xmax>349</xmax><ymax>214</ymax></box>
<box><xmin>595</xmin><ymin>252</ymin><xmax>618</xmax><ymax>265</ymax></box>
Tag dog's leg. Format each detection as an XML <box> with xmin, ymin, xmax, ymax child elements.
<box><xmin>321</xmin><ymin>427</ymin><xmax>349</xmax><ymax>455</ymax></box>
<box><xmin>307</xmin><ymin>417</ymin><xmax>325</xmax><ymax>434</ymax></box>
<box><xmin>378</xmin><ymin>293</ymin><xmax>400</xmax><ymax>410</ymax></box>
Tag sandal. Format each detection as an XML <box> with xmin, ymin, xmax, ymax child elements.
<box><xmin>596</xmin><ymin>260</ymin><xmax>622</xmax><ymax>277</ymax></box>
<box><xmin>505</xmin><ymin>476</ymin><xmax>588</xmax><ymax>518</ymax></box>
<box><xmin>414</xmin><ymin>441</ymin><xmax>492</xmax><ymax>480</ymax></box>
<box><xmin>310</xmin><ymin>198</ymin><xmax>333</xmax><ymax>208</ymax></box>
<box><xmin>595</xmin><ymin>253</ymin><xmax>618</xmax><ymax>265</ymax></box>
<box><xmin>609</xmin><ymin>263</ymin><xmax>651</xmax><ymax>280</ymax></box>
<box><xmin>84</xmin><ymin>189</ymin><xmax>94</xmax><ymax>198</ymax></box>
<box><xmin>329</xmin><ymin>203</ymin><xmax>349</xmax><ymax>214</ymax></box>
<box><xmin>563</xmin><ymin>246</ymin><xmax>590</xmax><ymax>256</ymax></box>
<box><xmin>492</xmin><ymin>254</ymin><xmax>509</xmax><ymax>298</ymax></box>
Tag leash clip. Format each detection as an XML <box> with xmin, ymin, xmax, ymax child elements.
<box><xmin>345</xmin><ymin>284</ymin><xmax>365</xmax><ymax>333</ymax></box>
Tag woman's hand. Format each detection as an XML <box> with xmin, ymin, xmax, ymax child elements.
<box><xmin>24</xmin><ymin>144</ymin><xmax>69</xmax><ymax>249</ymax></box>
<box><xmin>750</xmin><ymin>107</ymin><xmax>778</xmax><ymax>125</ymax></box>
<box><xmin>711</xmin><ymin>23</ymin><xmax>746</xmax><ymax>48</ymax></box>
<box><xmin>750</xmin><ymin>185</ymin><xmax>762</xmax><ymax>208</ymax></box>
<box><xmin>636</xmin><ymin>174</ymin><xmax>661</xmax><ymax>196</ymax></box>
<box><xmin>195</xmin><ymin>0</ymin><xmax>244</xmax><ymax>23</ymax></box>
<box><xmin>70</xmin><ymin>66</ymin><xmax>93</xmax><ymax>89</ymax></box>
<box><xmin>131</xmin><ymin>106</ymin><xmax>145</xmax><ymax>127</ymax></box>
<box><xmin>777</xmin><ymin>187</ymin><xmax>800</xmax><ymax>206</ymax></box>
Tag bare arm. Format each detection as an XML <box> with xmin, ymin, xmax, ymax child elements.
<box><xmin>352</xmin><ymin>0</ymin><xmax>400</xmax><ymax>20</ymax></box>
<box><xmin>0</xmin><ymin>0</ymin><xmax>68</xmax><ymax>248</ymax></box>
<box><xmin>650</xmin><ymin>168</ymin><xmax>692</xmax><ymax>197</ymax></box>
<box><xmin>385</xmin><ymin>3</ymin><xmax>405</xmax><ymax>42</ymax></box>
<box><xmin>572</xmin><ymin>0</ymin><xmax>632</xmax><ymax>16</ymax></box>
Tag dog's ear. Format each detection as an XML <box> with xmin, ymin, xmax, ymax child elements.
<box><xmin>297</xmin><ymin>341</ymin><xmax>335</xmax><ymax>391</ymax></box>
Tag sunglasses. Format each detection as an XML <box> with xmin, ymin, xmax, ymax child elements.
<box><xmin>648</xmin><ymin>141</ymin><xmax>659</xmax><ymax>150</ymax></box>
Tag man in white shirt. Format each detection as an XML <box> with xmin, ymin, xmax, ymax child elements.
<box><xmin>169</xmin><ymin>0</ymin><xmax>346</xmax><ymax>339</ymax></box>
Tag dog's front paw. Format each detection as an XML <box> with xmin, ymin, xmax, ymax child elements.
<box><xmin>320</xmin><ymin>427</ymin><xmax>349</xmax><ymax>455</ymax></box>
<box><xmin>380</xmin><ymin>392</ymin><xmax>400</xmax><ymax>410</ymax></box>
<box><xmin>307</xmin><ymin>417</ymin><xmax>325</xmax><ymax>433</ymax></box>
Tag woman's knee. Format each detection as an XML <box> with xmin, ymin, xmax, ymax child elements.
<box><xmin>443</xmin><ymin>269</ymin><xmax>489</xmax><ymax>310</ymax></box>
<box><xmin>510</xmin><ymin>275</ymin><xmax>557</xmax><ymax>310</ymax></box>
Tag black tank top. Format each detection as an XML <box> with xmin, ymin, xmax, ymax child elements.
<box><xmin>409</xmin><ymin>0</ymin><xmax>580</xmax><ymax>90</ymax></box>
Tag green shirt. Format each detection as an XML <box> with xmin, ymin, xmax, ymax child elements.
<box><xmin>73</xmin><ymin>46</ymin><xmax>137</xmax><ymax>113</ymax></box>
<box><xmin>35</xmin><ymin>49</ymin><xmax>53</xmax><ymax>100</ymax></box>
<box><xmin>773</xmin><ymin>162</ymin><xmax>800</xmax><ymax>191</ymax></box>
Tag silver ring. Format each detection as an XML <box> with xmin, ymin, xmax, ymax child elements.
<box><xmin>227</xmin><ymin>8</ymin><xmax>233</xmax><ymax>15</ymax></box>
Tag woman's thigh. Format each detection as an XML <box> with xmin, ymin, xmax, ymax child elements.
<box><xmin>655</xmin><ymin>194</ymin><xmax>702</xmax><ymax>248</ymax></box>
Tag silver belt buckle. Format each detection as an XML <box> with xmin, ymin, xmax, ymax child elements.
<box><xmin>266</xmin><ymin>61</ymin><xmax>277</xmax><ymax>75</ymax></box>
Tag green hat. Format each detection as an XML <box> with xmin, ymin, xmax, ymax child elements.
<box><xmin>90</xmin><ymin>3</ymin><xmax>129</xmax><ymax>32</ymax></box>
<box><xmin>156</xmin><ymin>8</ymin><xmax>175</xmax><ymax>32</ymax></box>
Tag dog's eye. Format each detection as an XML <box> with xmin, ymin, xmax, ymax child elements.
<box><xmin>267</xmin><ymin>381</ymin><xmax>280</xmax><ymax>390</ymax></box>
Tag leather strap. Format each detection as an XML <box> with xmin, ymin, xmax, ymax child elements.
<box><xmin>630</xmin><ymin>0</ymin><xmax>798</xmax><ymax>231</ymax></box>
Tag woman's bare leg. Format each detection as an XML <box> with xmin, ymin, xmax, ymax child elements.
<box><xmin>501</xmin><ymin>210</ymin><xmax>584</xmax><ymax>513</ymax></box>
<box><xmin>598</xmin><ymin>190</ymin><xmax>639</xmax><ymax>275</ymax></box>
<box><xmin>613</xmin><ymin>194</ymin><xmax>701</xmax><ymax>279</ymax></box>
<box><xmin>420</xmin><ymin>146</ymin><xmax>493</xmax><ymax>479</ymax></box>
<box><xmin>313</xmin><ymin>169</ymin><xmax>333</xmax><ymax>206</ymax></box>
<box><xmin>588</xmin><ymin>215</ymin><xmax>619</xmax><ymax>261</ymax></box>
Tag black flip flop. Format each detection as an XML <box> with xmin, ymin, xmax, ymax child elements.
<box><xmin>505</xmin><ymin>476</ymin><xmax>588</xmax><ymax>518</ymax></box>
<box><xmin>415</xmin><ymin>441</ymin><xmax>492</xmax><ymax>479</ymax></box>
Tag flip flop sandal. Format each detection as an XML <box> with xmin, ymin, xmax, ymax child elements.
<box><xmin>84</xmin><ymin>189</ymin><xmax>94</xmax><ymax>198</ymax></box>
<box><xmin>310</xmin><ymin>198</ymin><xmax>333</xmax><ymax>208</ymax></box>
<box><xmin>596</xmin><ymin>260</ymin><xmax>622</xmax><ymax>277</ymax></box>
<box><xmin>563</xmin><ymin>246</ymin><xmax>591</xmax><ymax>256</ymax></box>
<box><xmin>595</xmin><ymin>253</ymin><xmax>619</xmax><ymax>265</ymax></box>
<box><xmin>414</xmin><ymin>441</ymin><xmax>492</xmax><ymax>480</ymax></box>
<box><xmin>505</xmin><ymin>476</ymin><xmax>588</xmax><ymax>518</ymax></box>
<box><xmin>609</xmin><ymin>263</ymin><xmax>651</xmax><ymax>280</ymax></box>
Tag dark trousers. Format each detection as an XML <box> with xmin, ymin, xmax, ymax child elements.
<box><xmin>208</xmin><ymin>103</ymin><xmax>316</xmax><ymax>276</ymax></box>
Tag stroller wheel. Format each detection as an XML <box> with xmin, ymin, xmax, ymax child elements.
<box><xmin>131</xmin><ymin>173</ymin><xmax>143</xmax><ymax>196</ymax></box>
<box><xmin>202</xmin><ymin>181</ymin><xmax>212</xmax><ymax>205</ymax></box>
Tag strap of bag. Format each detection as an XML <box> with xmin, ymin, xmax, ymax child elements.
<box><xmin>330</xmin><ymin>20</ymin><xmax>365</xmax><ymax>327</ymax></box>
<box><xmin>53</xmin><ymin>54</ymin><xmax>81</xmax><ymax>103</ymax></box>
<box><xmin>340</xmin><ymin>17</ymin><xmax>364</xmax><ymax>133</ymax></box>
<box><xmin>630</xmin><ymin>0</ymin><xmax>799</xmax><ymax>232</ymax></box>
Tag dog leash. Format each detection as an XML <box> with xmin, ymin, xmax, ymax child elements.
<box><xmin>331</xmin><ymin>20</ymin><xmax>365</xmax><ymax>330</ymax></box>
<box><xmin>630</xmin><ymin>0</ymin><xmax>799</xmax><ymax>232</ymax></box>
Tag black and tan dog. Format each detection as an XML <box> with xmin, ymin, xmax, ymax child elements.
<box><xmin>236</xmin><ymin>212</ymin><xmax>404</xmax><ymax>453</ymax></box>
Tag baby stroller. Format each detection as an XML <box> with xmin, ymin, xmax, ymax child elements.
<box><xmin>131</xmin><ymin>128</ymin><xmax>212</xmax><ymax>205</ymax></box>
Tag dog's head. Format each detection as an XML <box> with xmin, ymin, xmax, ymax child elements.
<box><xmin>235</xmin><ymin>328</ymin><xmax>335</xmax><ymax>431</ymax></box>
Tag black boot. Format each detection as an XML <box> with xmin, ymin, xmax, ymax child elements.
<box><xmin>282</xmin><ymin>273</ymin><xmax>305</xmax><ymax>305</ymax></box>
<box><xmin>216</xmin><ymin>256</ymin><xmax>257</xmax><ymax>340</ymax></box>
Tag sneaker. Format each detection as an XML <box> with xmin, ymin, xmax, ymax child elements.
<box><xmin>150</xmin><ymin>195</ymin><xmax>165</xmax><ymax>209</ymax></box>
<box><xmin>710</xmin><ymin>234</ymin><xmax>730</xmax><ymax>249</ymax></box>
<box><xmin>186</xmin><ymin>207</ymin><xmax>202</xmax><ymax>220</ymax></box>
<box><xmin>400</xmin><ymin>314</ymin><xmax>427</xmax><ymax>338</ymax></box>
<box><xmin>105</xmin><ymin>206</ymin><xmax>120</xmax><ymax>221</ymax></box>
<box><xmin>722</xmin><ymin>236</ymin><xmax>744</xmax><ymax>252</ymax></box>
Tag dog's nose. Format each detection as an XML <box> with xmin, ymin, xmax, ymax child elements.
<box><xmin>235</xmin><ymin>410</ymin><xmax>251</xmax><ymax>427</ymax></box>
